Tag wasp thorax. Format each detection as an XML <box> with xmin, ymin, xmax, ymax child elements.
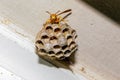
<box><xmin>50</xmin><ymin>14</ymin><xmax>57</xmax><ymax>20</ymax></box>
<box><xmin>35</xmin><ymin>23</ymin><xmax>77</xmax><ymax>60</ymax></box>
<box><xmin>49</xmin><ymin>14</ymin><xmax>60</xmax><ymax>24</ymax></box>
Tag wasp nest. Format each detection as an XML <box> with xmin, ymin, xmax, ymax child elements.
<box><xmin>35</xmin><ymin>23</ymin><xmax>77</xmax><ymax>60</ymax></box>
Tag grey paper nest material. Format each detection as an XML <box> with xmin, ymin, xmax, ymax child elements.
<box><xmin>35</xmin><ymin>23</ymin><xmax>77</xmax><ymax>60</ymax></box>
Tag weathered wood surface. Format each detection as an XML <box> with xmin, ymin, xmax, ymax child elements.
<box><xmin>0</xmin><ymin>0</ymin><xmax>120</xmax><ymax>80</ymax></box>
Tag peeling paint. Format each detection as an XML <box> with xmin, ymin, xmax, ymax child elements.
<box><xmin>0</xmin><ymin>18</ymin><xmax>12</xmax><ymax>25</ymax></box>
<box><xmin>80</xmin><ymin>67</ymin><xmax>86</xmax><ymax>73</ymax></box>
<box><xmin>14</xmin><ymin>29</ymin><xmax>28</xmax><ymax>38</ymax></box>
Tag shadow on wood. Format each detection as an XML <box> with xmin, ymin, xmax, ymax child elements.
<box><xmin>81</xmin><ymin>0</ymin><xmax>120</xmax><ymax>24</ymax></box>
<box><xmin>35</xmin><ymin>46</ymin><xmax>77</xmax><ymax>71</ymax></box>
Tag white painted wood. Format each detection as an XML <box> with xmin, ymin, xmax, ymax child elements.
<box><xmin>0</xmin><ymin>34</ymin><xmax>85</xmax><ymax>80</ymax></box>
<box><xmin>0</xmin><ymin>66</ymin><xmax>24</xmax><ymax>80</ymax></box>
<box><xmin>0</xmin><ymin>0</ymin><xmax>120</xmax><ymax>80</ymax></box>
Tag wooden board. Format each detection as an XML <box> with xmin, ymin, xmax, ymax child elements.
<box><xmin>0</xmin><ymin>0</ymin><xmax>120</xmax><ymax>80</ymax></box>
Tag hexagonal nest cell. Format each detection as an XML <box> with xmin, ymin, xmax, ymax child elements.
<box><xmin>35</xmin><ymin>23</ymin><xmax>78</xmax><ymax>60</ymax></box>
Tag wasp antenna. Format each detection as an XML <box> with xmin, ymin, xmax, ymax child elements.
<box><xmin>58</xmin><ymin>9</ymin><xmax>72</xmax><ymax>15</ymax></box>
<box><xmin>55</xmin><ymin>10</ymin><xmax>60</xmax><ymax>14</ymax></box>
<box><xmin>60</xmin><ymin>12</ymin><xmax>72</xmax><ymax>21</ymax></box>
<box><xmin>46</xmin><ymin>11</ymin><xmax>51</xmax><ymax>15</ymax></box>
